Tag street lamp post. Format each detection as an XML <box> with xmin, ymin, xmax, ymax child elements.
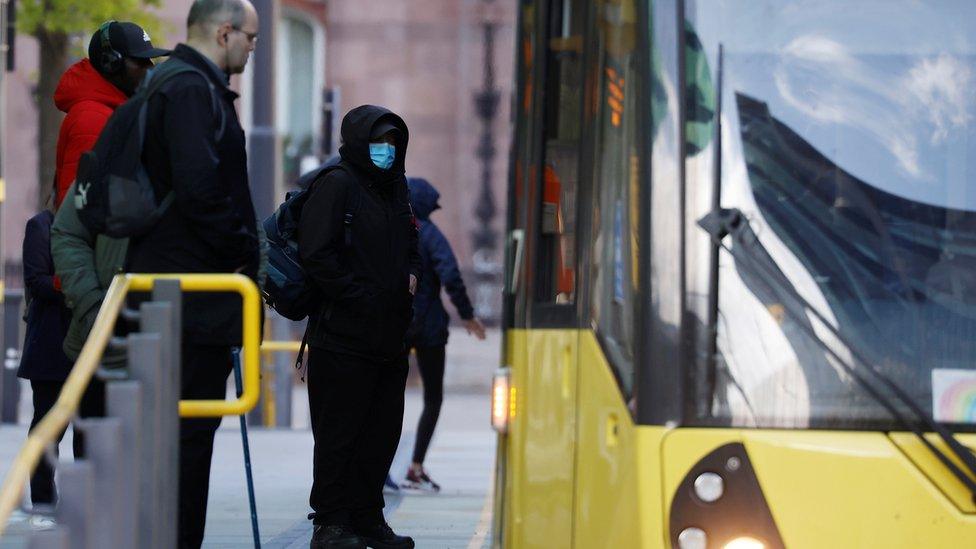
<box><xmin>471</xmin><ymin>0</ymin><xmax>502</xmax><ymax>323</ymax></box>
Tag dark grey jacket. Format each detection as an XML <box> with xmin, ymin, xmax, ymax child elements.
<box><xmin>51</xmin><ymin>182</ymin><xmax>128</xmax><ymax>365</ymax></box>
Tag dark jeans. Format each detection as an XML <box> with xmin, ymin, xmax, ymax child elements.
<box><xmin>27</xmin><ymin>378</ymin><xmax>104</xmax><ymax>505</ymax></box>
<box><xmin>411</xmin><ymin>345</ymin><xmax>446</xmax><ymax>465</ymax></box>
<box><xmin>307</xmin><ymin>347</ymin><xmax>408</xmax><ymax>526</ymax></box>
<box><xmin>177</xmin><ymin>343</ymin><xmax>232</xmax><ymax>549</ymax></box>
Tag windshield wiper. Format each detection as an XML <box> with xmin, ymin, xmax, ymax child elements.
<box><xmin>699</xmin><ymin>207</ymin><xmax>976</xmax><ymax>503</ymax></box>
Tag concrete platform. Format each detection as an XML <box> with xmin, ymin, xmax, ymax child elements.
<box><xmin>206</xmin><ymin>390</ymin><xmax>495</xmax><ymax>548</ymax></box>
<box><xmin>0</xmin><ymin>390</ymin><xmax>496</xmax><ymax>548</ymax></box>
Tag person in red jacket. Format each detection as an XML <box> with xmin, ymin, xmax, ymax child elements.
<box><xmin>52</xmin><ymin>20</ymin><xmax>170</xmax><ymax>207</ymax></box>
<box><xmin>20</xmin><ymin>21</ymin><xmax>168</xmax><ymax>512</ymax></box>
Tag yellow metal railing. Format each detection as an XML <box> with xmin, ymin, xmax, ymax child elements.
<box><xmin>260</xmin><ymin>340</ymin><xmax>302</xmax><ymax>353</ymax></box>
<box><xmin>0</xmin><ymin>273</ymin><xmax>261</xmax><ymax>536</ymax></box>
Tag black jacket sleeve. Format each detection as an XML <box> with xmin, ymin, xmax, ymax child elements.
<box><xmin>425</xmin><ymin>223</ymin><xmax>474</xmax><ymax>320</ymax></box>
<box><xmin>23</xmin><ymin>215</ymin><xmax>60</xmax><ymax>302</ymax></box>
<box><xmin>162</xmin><ymin>81</ymin><xmax>253</xmax><ymax>269</ymax></box>
<box><xmin>298</xmin><ymin>174</ymin><xmax>363</xmax><ymax>301</ymax></box>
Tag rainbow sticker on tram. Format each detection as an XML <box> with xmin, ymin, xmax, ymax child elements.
<box><xmin>932</xmin><ymin>369</ymin><xmax>976</xmax><ymax>423</ymax></box>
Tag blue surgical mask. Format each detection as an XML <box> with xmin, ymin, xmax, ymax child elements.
<box><xmin>369</xmin><ymin>143</ymin><xmax>396</xmax><ymax>170</ymax></box>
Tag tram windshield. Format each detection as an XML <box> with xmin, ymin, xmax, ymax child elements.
<box><xmin>685</xmin><ymin>1</ymin><xmax>976</xmax><ymax>430</ymax></box>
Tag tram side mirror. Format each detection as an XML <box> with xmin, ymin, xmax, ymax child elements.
<box><xmin>697</xmin><ymin>207</ymin><xmax>744</xmax><ymax>242</ymax></box>
<box><xmin>507</xmin><ymin>229</ymin><xmax>525</xmax><ymax>295</ymax></box>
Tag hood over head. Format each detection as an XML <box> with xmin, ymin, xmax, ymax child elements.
<box><xmin>54</xmin><ymin>59</ymin><xmax>128</xmax><ymax>113</ymax></box>
<box><xmin>407</xmin><ymin>177</ymin><xmax>441</xmax><ymax>220</ymax></box>
<box><xmin>338</xmin><ymin>105</ymin><xmax>409</xmax><ymax>183</ymax></box>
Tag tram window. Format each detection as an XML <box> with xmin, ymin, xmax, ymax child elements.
<box><xmin>588</xmin><ymin>0</ymin><xmax>641</xmax><ymax>397</ymax></box>
<box><xmin>684</xmin><ymin>2</ymin><xmax>976</xmax><ymax>431</ymax></box>
<box><xmin>534</xmin><ymin>0</ymin><xmax>585</xmax><ymax>304</ymax></box>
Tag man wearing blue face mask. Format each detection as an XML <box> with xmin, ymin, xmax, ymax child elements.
<box><xmin>298</xmin><ymin>105</ymin><xmax>421</xmax><ymax>549</ymax></box>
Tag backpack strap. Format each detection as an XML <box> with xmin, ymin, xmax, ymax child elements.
<box><xmin>295</xmin><ymin>326</ymin><xmax>309</xmax><ymax>382</ymax></box>
<box><xmin>303</xmin><ymin>162</ymin><xmax>360</xmax><ymax>248</ymax></box>
<box><xmin>141</xmin><ymin>59</ymin><xmax>226</xmax><ymax>141</ymax></box>
<box><xmin>137</xmin><ymin>59</ymin><xmax>227</xmax><ymax>215</ymax></box>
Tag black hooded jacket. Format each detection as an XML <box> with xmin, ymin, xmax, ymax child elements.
<box><xmin>128</xmin><ymin>45</ymin><xmax>260</xmax><ymax>346</ymax></box>
<box><xmin>298</xmin><ymin>105</ymin><xmax>421</xmax><ymax>360</ymax></box>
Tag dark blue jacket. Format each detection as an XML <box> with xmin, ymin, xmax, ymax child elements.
<box><xmin>18</xmin><ymin>211</ymin><xmax>73</xmax><ymax>381</ymax></box>
<box><xmin>406</xmin><ymin>178</ymin><xmax>474</xmax><ymax>347</ymax></box>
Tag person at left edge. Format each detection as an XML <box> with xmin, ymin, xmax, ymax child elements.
<box><xmin>124</xmin><ymin>1</ymin><xmax>261</xmax><ymax>547</ymax></box>
<box><xmin>33</xmin><ymin>20</ymin><xmax>168</xmax><ymax>508</ymax></box>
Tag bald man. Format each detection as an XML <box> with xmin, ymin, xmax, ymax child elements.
<box><xmin>126</xmin><ymin>1</ymin><xmax>261</xmax><ymax>546</ymax></box>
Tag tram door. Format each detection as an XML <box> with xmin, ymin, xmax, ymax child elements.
<box><xmin>570</xmin><ymin>1</ymin><xmax>658</xmax><ymax>547</ymax></box>
<box><xmin>509</xmin><ymin>0</ymin><xmax>586</xmax><ymax>546</ymax></box>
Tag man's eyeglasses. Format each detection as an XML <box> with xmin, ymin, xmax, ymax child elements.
<box><xmin>231</xmin><ymin>26</ymin><xmax>259</xmax><ymax>44</ymax></box>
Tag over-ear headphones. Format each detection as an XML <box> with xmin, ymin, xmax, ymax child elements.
<box><xmin>98</xmin><ymin>20</ymin><xmax>124</xmax><ymax>74</ymax></box>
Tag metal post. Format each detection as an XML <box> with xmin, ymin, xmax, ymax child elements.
<box><xmin>0</xmin><ymin>3</ymin><xmax>9</xmax><ymax>422</ymax></box>
<box><xmin>55</xmin><ymin>462</ymin><xmax>94</xmax><ymax>549</ymax></box>
<box><xmin>1</xmin><ymin>291</ymin><xmax>22</xmax><ymax>423</ymax></box>
<box><xmin>127</xmin><ymin>331</ymin><xmax>167</xmax><ymax>549</ymax></box>
<box><xmin>106</xmin><ymin>381</ymin><xmax>143</xmax><ymax>549</ymax></box>
<box><xmin>27</xmin><ymin>528</ymin><xmax>70</xmax><ymax>549</ymax></box>
<box><xmin>471</xmin><ymin>0</ymin><xmax>503</xmax><ymax>324</ymax></box>
<box><xmin>272</xmin><ymin>314</ymin><xmax>291</xmax><ymax>428</ymax></box>
<box><xmin>249</xmin><ymin>0</ymin><xmax>278</xmax><ymax>217</ymax></box>
<box><xmin>140</xmin><ymin>296</ymin><xmax>180</xmax><ymax>549</ymax></box>
<box><xmin>74</xmin><ymin>417</ymin><xmax>124</xmax><ymax>549</ymax></box>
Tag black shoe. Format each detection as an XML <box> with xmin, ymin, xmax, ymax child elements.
<box><xmin>354</xmin><ymin>522</ymin><xmax>415</xmax><ymax>549</ymax></box>
<box><xmin>310</xmin><ymin>524</ymin><xmax>367</xmax><ymax>549</ymax></box>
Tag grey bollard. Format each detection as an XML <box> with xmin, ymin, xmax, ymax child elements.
<box><xmin>55</xmin><ymin>462</ymin><xmax>94</xmax><ymax>549</ymax></box>
<box><xmin>27</xmin><ymin>527</ymin><xmax>71</xmax><ymax>549</ymax></box>
<box><xmin>126</xmin><ymin>331</ymin><xmax>167</xmax><ymax>549</ymax></box>
<box><xmin>139</xmin><ymin>298</ymin><xmax>180</xmax><ymax>549</ymax></box>
<box><xmin>1</xmin><ymin>291</ymin><xmax>23</xmax><ymax>424</ymax></box>
<box><xmin>272</xmin><ymin>313</ymin><xmax>293</xmax><ymax>428</ymax></box>
<box><xmin>106</xmin><ymin>381</ymin><xmax>143</xmax><ymax>549</ymax></box>
<box><xmin>74</xmin><ymin>418</ymin><xmax>124</xmax><ymax>549</ymax></box>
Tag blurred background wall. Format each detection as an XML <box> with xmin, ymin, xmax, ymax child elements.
<box><xmin>0</xmin><ymin>0</ymin><xmax>514</xmax><ymax>323</ymax></box>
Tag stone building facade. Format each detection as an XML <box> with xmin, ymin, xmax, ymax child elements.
<box><xmin>1</xmin><ymin>0</ymin><xmax>514</xmax><ymax>320</ymax></box>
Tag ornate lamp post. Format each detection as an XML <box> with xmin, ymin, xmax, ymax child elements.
<box><xmin>471</xmin><ymin>0</ymin><xmax>502</xmax><ymax>323</ymax></box>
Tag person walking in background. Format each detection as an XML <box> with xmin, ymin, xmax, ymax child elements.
<box><xmin>401</xmin><ymin>177</ymin><xmax>486</xmax><ymax>493</ymax></box>
<box><xmin>124</xmin><ymin>1</ymin><xmax>261</xmax><ymax>546</ymax></box>
<box><xmin>299</xmin><ymin>105</ymin><xmax>420</xmax><ymax>549</ymax></box>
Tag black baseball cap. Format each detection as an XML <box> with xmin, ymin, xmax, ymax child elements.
<box><xmin>370</xmin><ymin>120</ymin><xmax>401</xmax><ymax>140</ymax></box>
<box><xmin>88</xmin><ymin>21</ymin><xmax>171</xmax><ymax>63</ymax></box>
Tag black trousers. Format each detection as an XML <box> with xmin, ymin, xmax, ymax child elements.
<box><xmin>307</xmin><ymin>347</ymin><xmax>408</xmax><ymax>526</ymax></box>
<box><xmin>177</xmin><ymin>343</ymin><xmax>232</xmax><ymax>549</ymax></box>
<box><xmin>411</xmin><ymin>345</ymin><xmax>446</xmax><ymax>465</ymax></box>
<box><xmin>27</xmin><ymin>378</ymin><xmax>104</xmax><ymax>505</ymax></box>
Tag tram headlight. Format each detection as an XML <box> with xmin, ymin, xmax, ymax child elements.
<box><xmin>677</xmin><ymin>527</ymin><xmax>707</xmax><ymax>549</ymax></box>
<box><xmin>693</xmin><ymin>472</ymin><xmax>724</xmax><ymax>503</ymax></box>
<box><xmin>491</xmin><ymin>367</ymin><xmax>513</xmax><ymax>433</ymax></box>
<box><xmin>724</xmin><ymin>537</ymin><xmax>765</xmax><ymax>549</ymax></box>
<box><xmin>669</xmin><ymin>443</ymin><xmax>785</xmax><ymax>549</ymax></box>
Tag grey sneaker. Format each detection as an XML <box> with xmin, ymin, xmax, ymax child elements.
<box><xmin>401</xmin><ymin>468</ymin><xmax>441</xmax><ymax>493</ymax></box>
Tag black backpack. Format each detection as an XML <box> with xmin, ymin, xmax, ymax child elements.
<box><xmin>262</xmin><ymin>162</ymin><xmax>362</xmax><ymax>322</ymax></box>
<box><xmin>263</xmin><ymin>163</ymin><xmax>361</xmax><ymax>378</ymax></box>
<box><xmin>74</xmin><ymin>58</ymin><xmax>225</xmax><ymax>237</ymax></box>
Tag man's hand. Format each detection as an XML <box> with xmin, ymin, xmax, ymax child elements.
<box><xmin>409</xmin><ymin>274</ymin><xmax>418</xmax><ymax>296</ymax></box>
<box><xmin>462</xmin><ymin>318</ymin><xmax>487</xmax><ymax>340</ymax></box>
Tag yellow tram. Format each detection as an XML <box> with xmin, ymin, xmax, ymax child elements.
<box><xmin>490</xmin><ymin>1</ymin><xmax>976</xmax><ymax>547</ymax></box>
